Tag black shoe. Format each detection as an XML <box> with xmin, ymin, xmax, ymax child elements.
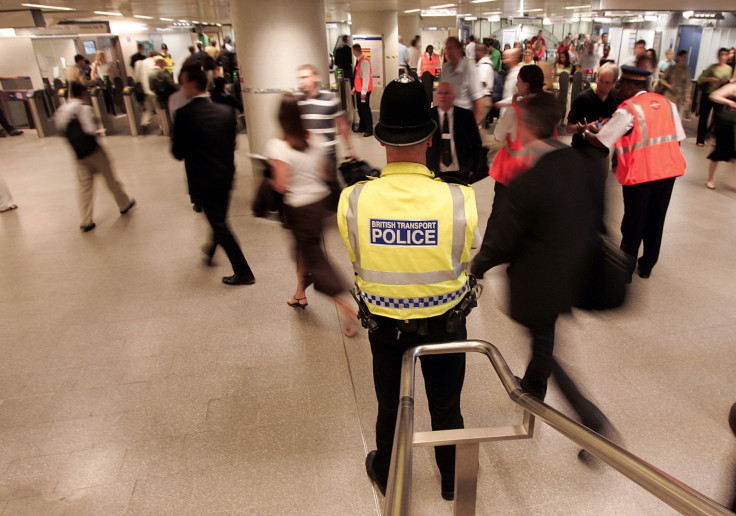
<box><xmin>363</xmin><ymin>131</ymin><xmax>373</xmax><ymax>137</ymax></box>
<box><xmin>222</xmin><ymin>274</ymin><xmax>255</xmax><ymax>285</ymax></box>
<box><xmin>9</xmin><ymin>129</ymin><xmax>23</xmax><ymax>136</ymax></box>
<box><xmin>637</xmin><ymin>270</ymin><xmax>650</xmax><ymax>279</ymax></box>
<box><xmin>80</xmin><ymin>222</ymin><xmax>96</xmax><ymax>232</ymax></box>
<box><xmin>193</xmin><ymin>204</ymin><xmax>203</xmax><ymax>213</ymax></box>
<box><xmin>365</xmin><ymin>450</ymin><xmax>386</xmax><ymax>496</ymax></box>
<box><xmin>120</xmin><ymin>199</ymin><xmax>136</xmax><ymax>215</ymax></box>
<box><xmin>201</xmin><ymin>245</ymin><xmax>215</xmax><ymax>267</ymax></box>
<box><xmin>441</xmin><ymin>488</ymin><xmax>455</xmax><ymax>501</ymax></box>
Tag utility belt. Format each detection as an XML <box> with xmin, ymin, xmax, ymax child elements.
<box><xmin>351</xmin><ymin>276</ymin><xmax>482</xmax><ymax>335</ymax></box>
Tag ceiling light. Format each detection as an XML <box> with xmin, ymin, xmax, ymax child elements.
<box><xmin>430</xmin><ymin>3</ymin><xmax>455</xmax><ymax>8</ymax></box>
<box><xmin>472</xmin><ymin>0</ymin><xmax>496</xmax><ymax>3</ymax></box>
<box><xmin>465</xmin><ymin>16</ymin><xmax>478</xmax><ymax>20</ymax></box>
<box><xmin>682</xmin><ymin>10</ymin><xmax>693</xmax><ymax>18</ymax></box>
<box><xmin>644</xmin><ymin>14</ymin><xmax>657</xmax><ymax>21</ymax></box>
<box><xmin>192</xmin><ymin>20</ymin><xmax>200</xmax><ymax>23</ymax></box>
<box><xmin>133</xmin><ymin>15</ymin><xmax>153</xmax><ymax>19</ymax></box>
<box><xmin>484</xmin><ymin>11</ymin><xmax>502</xmax><ymax>15</ymax></box>
<box><xmin>404</xmin><ymin>8</ymin><xmax>420</xmax><ymax>13</ymax></box>
<box><xmin>526</xmin><ymin>8</ymin><xmax>544</xmax><ymax>12</ymax></box>
<box><xmin>160</xmin><ymin>17</ymin><xmax>173</xmax><ymax>21</ymax></box>
<box><xmin>489</xmin><ymin>14</ymin><xmax>501</xmax><ymax>21</ymax></box>
<box><xmin>21</xmin><ymin>3</ymin><xmax>75</xmax><ymax>10</ymax></box>
<box><xmin>216</xmin><ymin>23</ymin><xmax>222</xmax><ymax>26</ymax></box>
<box><xmin>110</xmin><ymin>22</ymin><xmax>147</xmax><ymax>34</ymax></box>
<box><xmin>581</xmin><ymin>16</ymin><xmax>592</xmax><ymax>21</ymax></box>
<box><xmin>571</xmin><ymin>16</ymin><xmax>580</xmax><ymax>21</ymax></box>
<box><xmin>178</xmin><ymin>19</ymin><xmax>189</xmax><ymax>23</ymax></box>
<box><xmin>565</xmin><ymin>5</ymin><xmax>589</xmax><ymax>9</ymax></box>
<box><xmin>543</xmin><ymin>17</ymin><xmax>551</xmax><ymax>23</ymax></box>
<box><xmin>94</xmin><ymin>11</ymin><xmax>122</xmax><ymax>16</ymax></box>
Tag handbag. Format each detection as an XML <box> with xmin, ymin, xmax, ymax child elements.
<box><xmin>338</xmin><ymin>158</ymin><xmax>380</xmax><ymax>186</ymax></box>
<box><xmin>575</xmin><ymin>234</ymin><xmax>630</xmax><ymax>311</ymax></box>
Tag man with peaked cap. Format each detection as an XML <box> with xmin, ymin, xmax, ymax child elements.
<box><xmin>583</xmin><ymin>65</ymin><xmax>686</xmax><ymax>280</ymax></box>
<box><xmin>337</xmin><ymin>76</ymin><xmax>478</xmax><ymax>501</ymax></box>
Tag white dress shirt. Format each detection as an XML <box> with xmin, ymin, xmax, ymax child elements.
<box><xmin>476</xmin><ymin>56</ymin><xmax>495</xmax><ymax>96</ymax></box>
<box><xmin>441</xmin><ymin>59</ymin><xmax>484</xmax><ymax>110</ymax></box>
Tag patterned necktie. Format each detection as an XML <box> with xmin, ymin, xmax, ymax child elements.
<box><xmin>441</xmin><ymin>112</ymin><xmax>452</xmax><ymax>167</ymax></box>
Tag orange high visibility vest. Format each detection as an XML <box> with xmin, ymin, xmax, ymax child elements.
<box><xmin>420</xmin><ymin>53</ymin><xmax>440</xmax><ymax>76</ymax></box>
<box><xmin>614</xmin><ymin>92</ymin><xmax>686</xmax><ymax>186</ymax></box>
<box><xmin>354</xmin><ymin>55</ymin><xmax>373</xmax><ymax>93</ymax></box>
<box><xmin>489</xmin><ymin>104</ymin><xmax>534</xmax><ymax>185</ymax></box>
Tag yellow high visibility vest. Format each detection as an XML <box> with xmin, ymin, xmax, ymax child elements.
<box><xmin>337</xmin><ymin>162</ymin><xmax>478</xmax><ymax>319</ymax></box>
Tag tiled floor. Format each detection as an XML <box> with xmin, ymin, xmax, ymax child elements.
<box><xmin>1</xmin><ymin>119</ymin><xmax>736</xmax><ymax>515</ymax></box>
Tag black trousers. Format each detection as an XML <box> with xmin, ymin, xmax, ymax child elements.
<box><xmin>482</xmin><ymin>182</ymin><xmax>508</xmax><ymax>243</ymax></box>
<box><xmin>0</xmin><ymin>107</ymin><xmax>16</xmax><ymax>133</ymax></box>
<box><xmin>522</xmin><ymin>320</ymin><xmax>610</xmax><ymax>434</ymax></box>
<box><xmin>620</xmin><ymin>177</ymin><xmax>676</xmax><ymax>276</ymax></box>
<box><xmin>369</xmin><ymin>312</ymin><xmax>466</xmax><ymax>491</ymax></box>
<box><xmin>355</xmin><ymin>91</ymin><xmax>373</xmax><ymax>134</ymax></box>
<box><xmin>697</xmin><ymin>94</ymin><xmax>715</xmax><ymax>145</ymax></box>
<box><xmin>201</xmin><ymin>194</ymin><xmax>253</xmax><ymax>277</ymax></box>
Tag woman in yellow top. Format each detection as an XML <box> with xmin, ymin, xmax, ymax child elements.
<box><xmin>159</xmin><ymin>43</ymin><xmax>175</xmax><ymax>75</ymax></box>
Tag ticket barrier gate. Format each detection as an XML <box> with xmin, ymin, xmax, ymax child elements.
<box><xmin>0</xmin><ymin>89</ymin><xmax>56</xmax><ymax>137</ymax></box>
<box><xmin>121</xmin><ymin>86</ymin><xmax>141</xmax><ymax>136</ymax></box>
<box><xmin>334</xmin><ymin>70</ymin><xmax>353</xmax><ymax>129</ymax></box>
<box><xmin>156</xmin><ymin>98</ymin><xmax>172</xmax><ymax>137</ymax></box>
<box><xmin>57</xmin><ymin>88</ymin><xmax>67</xmax><ymax>105</ymax></box>
<box><xmin>89</xmin><ymin>86</ymin><xmax>130</xmax><ymax>135</ymax></box>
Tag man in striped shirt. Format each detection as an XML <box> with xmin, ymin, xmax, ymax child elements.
<box><xmin>297</xmin><ymin>64</ymin><xmax>355</xmax><ymax>179</ymax></box>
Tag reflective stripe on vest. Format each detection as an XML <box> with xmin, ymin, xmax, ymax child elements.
<box><xmin>359</xmin><ymin>283</ymin><xmax>468</xmax><ymax>310</ymax></box>
<box><xmin>614</xmin><ymin>97</ymin><xmax>679</xmax><ymax>155</ymax></box>
<box><xmin>345</xmin><ymin>182</ymin><xmax>468</xmax><ymax>285</ymax></box>
<box><xmin>354</xmin><ymin>56</ymin><xmax>373</xmax><ymax>93</ymax></box>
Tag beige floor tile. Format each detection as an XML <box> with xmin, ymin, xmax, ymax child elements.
<box><xmin>1</xmin><ymin>126</ymin><xmax>735</xmax><ymax>514</ymax></box>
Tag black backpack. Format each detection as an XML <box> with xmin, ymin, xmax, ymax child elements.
<box><xmin>491</xmin><ymin>70</ymin><xmax>504</xmax><ymax>104</ymax></box>
<box><xmin>65</xmin><ymin>116</ymin><xmax>98</xmax><ymax>160</ymax></box>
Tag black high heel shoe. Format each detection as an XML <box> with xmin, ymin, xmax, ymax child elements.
<box><xmin>287</xmin><ymin>297</ymin><xmax>308</xmax><ymax>309</ymax></box>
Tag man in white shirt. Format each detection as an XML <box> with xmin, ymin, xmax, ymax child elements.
<box><xmin>498</xmin><ymin>48</ymin><xmax>522</xmax><ymax>109</ymax></box>
<box><xmin>407</xmin><ymin>37</ymin><xmax>421</xmax><ymax>74</ymax></box>
<box><xmin>465</xmin><ymin>35</ymin><xmax>476</xmax><ymax>64</ymax></box>
<box><xmin>398</xmin><ymin>35</ymin><xmax>409</xmax><ymax>75</ymax></box>
<box><xmin>441</xmin><ymin>37</ymin><xmax>484</xmax><ymax>122</ymax></box>
<box><xmin>134</xmin><ymin>53</ymin><xmax>159</xmax><ymax>132</ymax></box>
<box><xmin>475</xmin><ymin>43</ymin><xmax>495</xmax><ymax>126</ymax></box>
<box><xmin>55</xmin><ymin>81</ymin><xmax>135</xmax><ymax>232</ymax></box>
<box><xmin>578</xmin><ymin>42</ymin><xmax>598</xmax><ymax>73</ymax></box>
<box><xmin>583</xmin><ymin>65</ymin><xmax>686</xmax><ymax>280</ymax></box>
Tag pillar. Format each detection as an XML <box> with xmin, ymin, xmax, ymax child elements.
<box><xmin>231</xmin><ymin>0</ymin><xmax>327</xmax><ymax>154</ymax></box>
<box><xmin>351</xmin><ymin>10</ymin><xmax>399</xmax><ymax>108</ymax></box>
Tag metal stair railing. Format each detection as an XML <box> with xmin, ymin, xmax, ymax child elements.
<box><xmin>384</xmin><ymin>340</ymin><xmax>733</xmax><ymax>516</ymax></box>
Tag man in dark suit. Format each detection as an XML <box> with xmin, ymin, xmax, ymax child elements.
<box><xmin>172</xmin><ymin>64</ymin><xmax>255</xmax><ymax>286</ymax></box>
<box><xmin>426</xmin><ymin>81</ymin><xmax>482</xmax><ymax>182</ymax></box>
<box><xmin>470</xmin><ymin>92</ymin><xmax>618</xmax><ymax>453</ymax></box>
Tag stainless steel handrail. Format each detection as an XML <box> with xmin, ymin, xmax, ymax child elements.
<box><xmin>384</xmin><ymin>340</ymin><xmax>733</xmax><ymax>516</ymax></box>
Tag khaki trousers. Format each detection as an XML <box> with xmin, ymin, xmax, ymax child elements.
<box><xmin>76</xmin><ymin>147</ymin><xmax>131</xmax><ymax>227</ymax></box>
<box><xmin>478</xmin><ymin>96</ymin><xmax>492</xmax><ymax>126</ymax></box>
<box><xmin>141</xmin><ymin>94</ymin><xmax>157</xmax><ymax>127</ymax></box>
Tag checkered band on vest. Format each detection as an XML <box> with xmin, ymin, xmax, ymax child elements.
<box><xmin>361</xmin><ymin>285</ymin><xmax>468</xmax><ymax>309</ymax></box>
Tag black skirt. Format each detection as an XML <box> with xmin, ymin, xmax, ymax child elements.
<box><xmin>707</xmin><ymin>122</ymin><xmax>736</xmax><ymax>162</ymax></box>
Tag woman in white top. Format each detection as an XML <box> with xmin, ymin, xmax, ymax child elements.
<box><xmin>266</xmin><ymin>93</ymin><xmax>357</xmax><ymax>337</ymax></box>
<box><xmin>91</xmin><ymin>51</ymin><xmax>111</xmax><ymax>81</ymax></box>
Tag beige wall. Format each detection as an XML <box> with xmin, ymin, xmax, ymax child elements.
<box><xmin>352</xmin><ymin>10</ymin><xmax>399</xmax><ymax>106</ymax></box>
<box><xmin>0</xmin><ymin>37</ymin><xmax>43</xmax><ymax>89</ymax></box>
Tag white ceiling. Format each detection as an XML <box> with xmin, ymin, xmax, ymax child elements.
<box><xmin>0</xmin><ymin>0</ymin><xmax>729</xmax><ymax>29</ymax></box>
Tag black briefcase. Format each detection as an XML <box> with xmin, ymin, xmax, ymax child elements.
<box><xmin>338</xmin><ymin>158</ymin><xmax>381</xmax><ymax>186</ymax></box>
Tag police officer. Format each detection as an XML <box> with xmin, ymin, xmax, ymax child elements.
<box><xmin>583</xmin><ymin>65</ymin><xmax>686</xmax><ymax>279</ymax></box>
<box><xmin>337</xmin><ymin>76</ymin><xmax>478</xmax><ymax>501</ymax></box>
